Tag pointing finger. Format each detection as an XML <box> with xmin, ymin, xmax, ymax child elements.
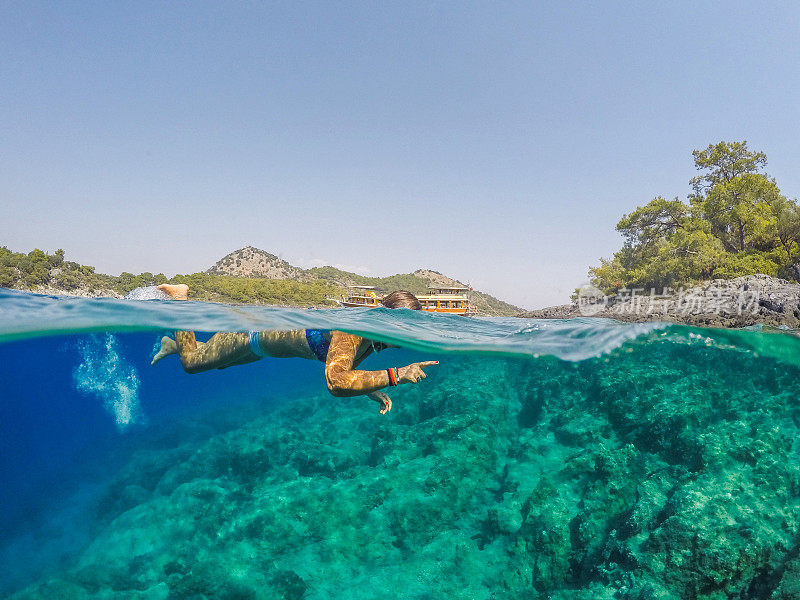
<box><xmin>418</xmin><ymin>361</ymin><xmax>440</xmax><ymax>368</ymax></box>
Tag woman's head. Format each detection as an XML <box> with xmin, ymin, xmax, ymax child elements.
<box><xmin>381</xmin><ymin>290</ymin><xmax>422</xmax><ymax>310</ymax></box>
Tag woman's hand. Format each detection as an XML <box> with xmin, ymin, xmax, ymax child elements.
<box><xmin>367</xmin><ymin>362</ymin><xmax>438</xmax><ymax>414</ymax></box>
<box><xmin>368</xmin><ymin>391</ymin><xmax>392</xmax><ymax>415</ymax></box>
<box><xmin>398</xmin><ymin>361</ymin><xmax>439</xmax><ymax>384</ymax></box>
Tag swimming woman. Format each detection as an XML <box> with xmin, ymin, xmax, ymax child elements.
<box><xmin>151</xmin><ymin>284</ymin><xmax>438</xmax><ymax>414</ymax></box>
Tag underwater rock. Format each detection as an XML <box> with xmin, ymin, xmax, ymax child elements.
<box><xmin>270</xmin><ymin>570</ymin><xmax>306</xmax><ymax>600</ymax></box>
<box><xmin>9</xmin><ymin>348</ymin><xmax>800</xmax><ymax>598</ymax></box>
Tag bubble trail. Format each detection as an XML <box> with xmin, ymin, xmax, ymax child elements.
<box><xmin>73</xmin><ymin>334</ymin><xmax>142</xmax><ymax>430</ymax></box>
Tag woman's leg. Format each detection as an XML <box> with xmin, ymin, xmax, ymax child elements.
<box><xmin>176</xmin><ymin>331</ymin><xmax>258</xmax><ymax>373</ymax></box>
<box><xmin>153</xmin><ymin>284</ymin><xmax>313</xmax><ymax>372</ymax></box>
<box><xmin>155</xmin><ymin>284</ymin><xmax>258</xmax><ymax>373</ymax></box>
<box><xmin>151</xmin><ymin>284</ymin><xmax>316</xmax><ymax>373</ymax></box>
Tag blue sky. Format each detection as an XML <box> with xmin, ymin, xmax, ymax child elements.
<box><xmin>2</xmin><ymin>2</ymin><xmax>799</xmax><ymax>309</ymax></box>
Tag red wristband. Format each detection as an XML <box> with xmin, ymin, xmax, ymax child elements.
<box><xmin>387</xmin><ymin>367</ymin><xmax>398</xmax><ymax>386</ymax></box>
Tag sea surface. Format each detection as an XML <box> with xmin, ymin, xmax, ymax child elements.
<box><xmin>3</xmin><ymin>287</ymin><xmax>800</xmax><ymax>599</ymax></box>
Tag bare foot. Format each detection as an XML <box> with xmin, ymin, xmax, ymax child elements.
<box><xmin>151</xmin><ymin>336</ymin><xmax>178</xmax><ymax>365</ymax></box>
<box><xmin>157</xmin><ymin>284</ymin><xmax>189</xmax><ymax>300</ymax></box>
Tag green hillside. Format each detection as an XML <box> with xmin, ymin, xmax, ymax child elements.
<box><xmin>0</xmin><ymin>247</ymin><xmax>119</xmax><ymax>292</ymax></box>
<box><xmin>1</xmin><ymin>246</ymin><xmax>521</xmax><ymax>315</ymax></box>
<box><xmin>308</xmin><ymin>267</ymin><xmax>430</xmax><ymax>295</ymax></box>
<box><xmin>306</xmin><ymin>266</ymin><xmax>520</xmax><ymax>316</ymax></box>
<box><xmin>170</xmin><ymin>273</ymin><xmax>340</xmax><ymax>306</ymax></box>
<box><xmin>0</xmin><ymin>247</ymin><xmax>341</xmax><ymax>307</ymax></box>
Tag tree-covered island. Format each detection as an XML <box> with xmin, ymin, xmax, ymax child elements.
<box><xmin>590</xmin><ymin>141</ymin><xmax>800</xmax><ymax>293</ymax></box>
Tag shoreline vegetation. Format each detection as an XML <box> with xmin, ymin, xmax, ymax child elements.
<box><xmin>522</xmin><ymin>141</ymin><xmax>800</xmax><ymax>329</ymax></box>
<box><xmin>0</xmin><ymin>245</ymin><xmax>521</xmax><ymax>317</ymax></box>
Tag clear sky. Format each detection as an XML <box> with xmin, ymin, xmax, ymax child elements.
<box><xmin>2</xmin><ymin>2</ymin><xmax>799</xmax><ymax>309</ymax></box>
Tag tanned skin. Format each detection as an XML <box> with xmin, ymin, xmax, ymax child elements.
<box><xmin>153</xmin><ymin>284</ymin><xmax>437</xmax><ymax>414</ymax></box>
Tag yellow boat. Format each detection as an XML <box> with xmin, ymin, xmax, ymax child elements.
<box><xmin>336</xmin><ymin>285</ymin><xmax>477</xmax><ymax>315</ymax></box>
<box><xmin>336</xmin><ymin>286</ymin><xmax>383</xmax><ymax>308</ymax></box>
<box><xmin>416</xmin><ymin>286</ymin><xmax>477</xmax><ymax>316</ymax></box>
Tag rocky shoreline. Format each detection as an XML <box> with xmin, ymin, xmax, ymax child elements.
<box><xmin>30</xmin><ymin>285</ymin><xmax>123</xmax><ymax>299</ymax></box>
<box><xmin>518</xmin><ymin>274</ymin><xmax>800</xmax><ymax>328</ymax></box>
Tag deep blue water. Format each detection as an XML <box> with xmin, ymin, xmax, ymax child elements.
<box><xmin>4</xmin><ymin>288</ymin><xmax>800</xmax><ymax>599</ymax></box>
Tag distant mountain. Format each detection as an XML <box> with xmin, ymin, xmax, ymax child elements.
<box><xmin>206</xmin><ymin>246</ymin><xmax>311</xmax><ymax>281</ymax></box>
<box><xmin>205</xmin><ymin>246</ymin><xmax>522</xmax><ymax>316</ymax></box>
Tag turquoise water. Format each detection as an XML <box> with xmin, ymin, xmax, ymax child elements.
<box><xmin>3</xmin><ymin>288</ymin><xmax>800</xmax><ymax>599</ymax></box>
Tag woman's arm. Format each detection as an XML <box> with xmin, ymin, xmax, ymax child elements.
<box><xmin>324</xmin><ymin>331</ymin><xmax>437</xmax><ymax>399</ymax></box>
<box><xmin>324</xmin><ymin>332</ymin><xmax>391</xmax><ymax>396</ymax></box>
